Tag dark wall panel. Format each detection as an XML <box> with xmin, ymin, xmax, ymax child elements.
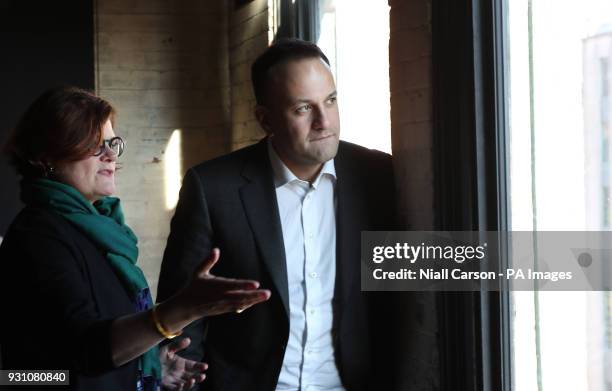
<box><xmin>0</xmin><ymin>0</ymin><xmax>94</xmax><ymax>236</ymax></box>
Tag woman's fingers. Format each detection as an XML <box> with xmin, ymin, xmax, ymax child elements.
<box><xmin>216</xmin><ymin>290</ymin><xmax>271</xmax><ymax>308</ymax></box>
<box><xmin>167</xmin><ymin>337</ymin><xmax>191</xmax><ymax>356</ymax></box>
<box><xmin>186</xmin><ymin>251</ymin><xmax>272</xmax><ymax>317</ymax></box>
<box><xmin>163</xmin><ymin>359</ymin><xmax>207</xmax><ymax>390</ymax></box>
<box><xmin>195</xmin><ymin>248</ymin><xmax>221</xmax><ymax>277</ymax></box>
<box><xmin>184</xmin><ymin>361</ymin><xmax>208</xmax><ymax>372</ymax></box>
<box><xmin>208</xmin><ymin>277</ymin><xmax>260</xmax><ymax>291</ymax></box>
<box><xmin>225</xmin><ymin>289</ymin><xmax>271</xmax><ymax>303</ymax></box>
<box><xmin>236</xmin><ymin>290</ymin><xmax>272</xmax><ymax>311</ymax></box>
<box><xmin>176</xmin><ymin>369</ymin><xmax>206</xmax><ymax>387</ymax></box>
<box><xmin>203</xmin><ymin>289</ymin><xmax>271</xmax><ymax>316</ymax></box>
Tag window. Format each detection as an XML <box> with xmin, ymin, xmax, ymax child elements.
<box><xmin>316</xmin><ymin>0</ymin><xmax>391</xmax><ymax>153</ymax></box>
<box><xmin>431</xmin><ymin>0</ymin><xmax>612</xmax><ymax>389</ymax></box>
<box><xmin>604</xmin><ymin>186</ymin><xmax>610</xmax><ymax>228</ymax></box>
<box><xmin>602</xmin><ymin>58</ymin><xmax>609</xmax><ymax>129</ymax></box>
<box><xmin>507</xmin><ymin>1</ymin><xmax>612</xmax><ymax>389</ymax></box>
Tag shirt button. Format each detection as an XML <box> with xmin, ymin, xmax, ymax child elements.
<box><xmin>309</xmin><ymin>309</ymin><xmax>315</xmax><ymax>315</ymax></box>
<box><xmin>309</xmin><ymin>272</ymin><xmax>318</xmax><ymax>278</ymax></box>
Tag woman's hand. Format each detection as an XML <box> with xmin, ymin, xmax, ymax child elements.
<box><xmin>177</xmin><ymin>248</ymin><xmax>271</xmax><ymax>318</ymax></box>
<box><xmin>110</xmin><ymin>250</ymin><xmax>270</xmax><ymax>370</ymax></box>
<box><xmin>160</xmin><ymin>337</ymin><xmax>207</xmax><ymax>390</ymax></box>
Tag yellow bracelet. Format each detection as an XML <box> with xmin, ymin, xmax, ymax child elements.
<box><xmin>151</xmin><ymin>305</ymin><xmax>182</xmax><ymax>339</ymax></box>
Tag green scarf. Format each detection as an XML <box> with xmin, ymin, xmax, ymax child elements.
<box><xmin>21</xmin><ymin>178</ymin><xmax>161</xmax><ymax>384</ymax></box>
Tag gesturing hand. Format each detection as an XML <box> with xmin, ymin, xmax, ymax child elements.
<box><xmin>180</xmin><ymin>248</ymin><xmax>271</xmax><ymax>317</ymax></box>
<box><xmin>160</xmin><ymin>337</ymin><xmax>206</xmax><ymax>390</ymax></box>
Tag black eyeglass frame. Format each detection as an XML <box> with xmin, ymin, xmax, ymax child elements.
<box><xmin>93</xmin><ymin>136</ymin><xmax>125</xmax><ymax>157</ymax></box>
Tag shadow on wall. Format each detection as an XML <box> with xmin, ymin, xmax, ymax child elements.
<box><xmin>173</xmin><ymin>0</ymin><xmax>231</xmax><ymax>173</ymax></box>
<box><xmin>0</xmin><ymin>0</ymin><xmax>94</xmax><ymax>236</ymax></box>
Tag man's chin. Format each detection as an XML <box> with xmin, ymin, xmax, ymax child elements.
<box><xmin>310</xmin><ymin>147</ymin><xmax>338</xmax><ymax>164</ymax></box>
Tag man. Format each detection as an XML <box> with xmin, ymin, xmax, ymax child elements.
<box><xmin>157</xmin><ymin>39</ymin><xmax>396</xmax><ymax>391</ymax></box>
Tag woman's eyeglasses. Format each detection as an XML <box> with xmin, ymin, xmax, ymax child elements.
<box><xmin>93</xmin><ymin>136</ymin><xmax>125</xmax><ymax>157</ymax></box>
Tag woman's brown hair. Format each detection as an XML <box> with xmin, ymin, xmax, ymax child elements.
<box><xmin>4</xmin><ymin>86</ymin><xmax>115</xmax><ymax>178</ymax></box>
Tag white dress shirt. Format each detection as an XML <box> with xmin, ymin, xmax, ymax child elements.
<box><xmin>268</xmin><ymin>141</ymin><xmax>345</xmax><ymax>391</ymax></box>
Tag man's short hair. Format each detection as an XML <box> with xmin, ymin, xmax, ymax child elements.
<box><xmin>251</xmin><ymin>38</ymin><xmax>330</xmax><ymax>105</ymax></box>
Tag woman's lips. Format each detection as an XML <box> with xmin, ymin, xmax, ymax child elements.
<box><xmin>98</xmin><ymin>169</ymin><xmax>114</xmax><ymax>176</ymax></box>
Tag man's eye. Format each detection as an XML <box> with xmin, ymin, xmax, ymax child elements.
<box><xmin>296</xmin><ymin>105</ymin><xmax>311</xmax><ymax>113</ymax></box>
<box><xmin>327</xmin><ymin>96</ymin><xmax>337</xmax><ymax>104</ymax></box>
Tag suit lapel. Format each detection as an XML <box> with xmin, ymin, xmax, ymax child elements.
<box><xmin>239</xmin><ymin>140</ymin><xmax>290</xmax><ymax>318</ymax></box>
<box><xmin>334</xmin><ymin>143</ymin><xmax>364</xmax><ymax>311</ymax></box>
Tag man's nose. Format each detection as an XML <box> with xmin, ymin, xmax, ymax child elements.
<box><xmin>313</xmin><ymin>106</ymin><xmax>331</xmax><ymax>130</ymax></box>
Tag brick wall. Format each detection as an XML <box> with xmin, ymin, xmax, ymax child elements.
<box><xmin>389</xmin><ymin>0</ymin><xmax>439</xmax><ymax>389</ymax></box>
<box><xmin>228</xmin><ymin>0</ymin><xmax>270</xmax><ymax>150</ymax></box>
<box><xmin>95</xmin><ymin>0</ymin><xmax>231</xmax><ymax>297</ymax></box>
<box><xmin>390</xmin><ymin>0</ymin><xmax>434</xmax><ymax>230</ymax></box>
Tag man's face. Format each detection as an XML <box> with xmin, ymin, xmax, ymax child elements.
<box><xmin>258</xmin><ymin>57</ymin><xmax>340</xmax><ymax>176</ymax></box>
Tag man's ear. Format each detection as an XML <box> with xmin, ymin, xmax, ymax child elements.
<box><xmin>255</xmin><ymin>105</ymin><xmax>273</xmax><ymax>136</ymax></box>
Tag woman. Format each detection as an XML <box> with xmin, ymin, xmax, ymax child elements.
<box><xmin>0</xmin><ymin>86</ymin><xmax>271</xmax><ymax>390</ymax></box>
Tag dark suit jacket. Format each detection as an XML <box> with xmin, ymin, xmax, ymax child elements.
<box><xmin>157</xmin><ymin>139</ymin><xmax>396</xmax><ymax>391</ymax></box>
<box><xmin>0</xmin><ymin>207</ymin><xmax>138</xmax><ymax>390</ymax></box>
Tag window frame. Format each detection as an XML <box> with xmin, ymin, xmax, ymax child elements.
<box><xmin>431</xmin><ymin>0</ymin><xmax>512</xmax><ymax>390</ymax></box>
<box><xmin>273</xmin><ymin>0</ymin><xmax>321</xmax><ymax>43</ymax></box>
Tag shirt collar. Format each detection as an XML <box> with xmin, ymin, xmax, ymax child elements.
<box><xmin>267</xmin><ymin>138</ymin><xmax>337</xmax><ymax>189</ymax></box>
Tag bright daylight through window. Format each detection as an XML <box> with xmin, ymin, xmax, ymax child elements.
<box><xmin>508</xmin><ymin>0</ymin><xmax>612</xmax><ymax>390</ymax></box>
<box><xmin>316</xmin><ymin>0</ymin><xmax>391</xmax><ymax>153</ymax></box>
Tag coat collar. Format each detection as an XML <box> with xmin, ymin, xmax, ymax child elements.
<box><xmin>239</xmin><ymin>139</ymin><xmax>290</xmax><ymax>318</ymax></box>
